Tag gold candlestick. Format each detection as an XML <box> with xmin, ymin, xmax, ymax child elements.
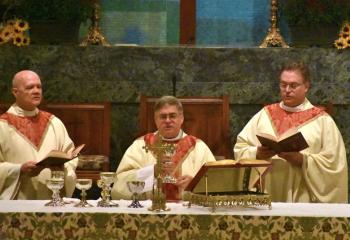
<box><xmin>80</xmin><ymin>0</ymin><xmax>110</xmax><ymax>46</ymax></box>
<box><xmin>143</xmin><ymin>133</ymin><xmax>175</xmax><ymax>212</ymax></box>
<box><xmin>260</xmin><ymin>0</ymin><xmax>289</xmax><ymax>48</ymax></box>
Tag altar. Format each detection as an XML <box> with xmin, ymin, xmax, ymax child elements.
<box><xmin>0</xmin><ymin>200</ymin><xmax>349</xmax><ymax>239</ymax></box>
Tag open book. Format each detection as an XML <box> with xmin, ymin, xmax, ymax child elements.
<box><xmin>185</xmin><ymin>159</ymin><xmax>271</xmax><ymax>192</ymax></box>
<box><xmin>36</xmin><ymin>144</ymin><xmax>85</xmax><ymax>167</ymax></box>
<box><xmin>256</xmin><ymin>131</ymin><xmax>308</xmax><ymax>153</ymax></box>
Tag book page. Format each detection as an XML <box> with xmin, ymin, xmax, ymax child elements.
<box><xmin>44</xmin><ymin>150</ymin><xmax>70</xmax><ymax>159</ymax></box>
<box><xmin>278</xmin><ymin>127</ymin><xmax>298</xmax><ymax>141</ymax></box>
<box><xmin>36</xmin><ymin>144</ymin><xmax>85</xmax><ymax>166</ymax></box>
<box><xmin>257</xmin><ymin>132</ymin><xmax>277</xmax><ymax>141</ymax></box>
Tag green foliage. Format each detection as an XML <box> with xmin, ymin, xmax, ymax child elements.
<box><xmin>282</xmin><ymin>0</ymin><xmax>350</xmax><ymax>27</ymax></box>
<box><xmin>2</xmin><ymin>0</ymin><xmax>92</xmax><ymax>23</ymax></box>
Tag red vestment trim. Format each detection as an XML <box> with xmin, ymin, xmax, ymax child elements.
<box><xmin>0</xmin><ymin>111</ymin><xmax>52</xmax><ymax>149</ymax></box>
<box><xmin>144</xmin><ymin>133</ymin><xmax>197</xmax><ymax>200</ymax></box>
<box><xmin>265</xmin><ymin>103</ymin><xmax>325</xmax><ymax>137</ymax></box>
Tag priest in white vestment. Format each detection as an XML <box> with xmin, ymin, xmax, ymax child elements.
<box><xmin>0</xmin><ymin>70</ymin><xmax>77</xmax><ymax>200</ymax></box>
<box><xmin>112</xmin><ymin>96</ymin><xmax>216</xmax><ymax>200</ymax></box>
<box><xmin>234</xmin><ymin>62</ymin><xmax>348</xmax><ymax>203</ymax></box>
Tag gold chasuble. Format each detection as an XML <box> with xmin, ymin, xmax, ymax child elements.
<box><xmin>234</xmin><ymin>99</ymin><xmax>348</xmax><ymax>203</ymax></box>
<box><xmin>0</xmin><ymin>104</ymin><xmax>77</xmax><ymax>200</ymax></box>
<box><xmin>144</xmin><ymin>133</ymin><xmax>196</xmax><ymax>200</ymax></box>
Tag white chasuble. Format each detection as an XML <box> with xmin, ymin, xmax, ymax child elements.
<box><xmin>234</xmin><ymin>99</ymin><xmax>348</xmax><ymax>203</ymax></box>
<box><xmin>112</xmin><ymin>132</ymin><xmax>216</xmax><ymax>200</ymax></box>
<box><xmin>0</xmin><ymin>104</ymin><xmax>77</xmax><ymax>200</ymax></box>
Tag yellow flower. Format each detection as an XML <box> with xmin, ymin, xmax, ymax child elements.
<box><xmin>0</xmin><ymin>18</ymin><xmax>31</xmax><ymax>46</ymax></box>
<box><xmin>342</xmin><ymin>24</ymin><xmax>350</xmax><ymax>34</ymax></box>
<box><xmin>6</xmin><ymin>19</ymin><xmax>16</xmax><ymax>27</ymax></box>
<box><xmin>341</xmin><ymin>32</ymin><xmax>349</xmax><ymax>39</ymax></box>
<box><xmin>346</xmin><ymin>37</ymin><xmax>350</xmax><ymax>47</ymax></box>
<box><xmin>0</xmin><ymin>25</ymin><xmax>14</xmax><ymax>41</ymax></box>
<box><xmin>15</xmin><ymin>19</ymin><xmax>29</xmax><ymax>32</ymax></box>
<box><xmin>21</xmin><ymin>35</ymin><xmax>30</xmax><ymax>46</ymax></box>
<box><xmin>1</xmin><ymin>30</ymin><xmax>12</xmax><ymax>41</ymax></box>
<box><xmin>12</xmin><ymin>33</ymin><xmax>25</xmax><ymax>47</ymax></box>
<box><xmin>334</xmin><ymin>39</ymin><xmax>345</xmax><ymax>49</ymax></box>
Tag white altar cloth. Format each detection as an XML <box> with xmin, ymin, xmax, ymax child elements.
<box><xmin>0</xmin><ymin>199</ymin><xmax>349</xmax><ymax>217</ymax></box>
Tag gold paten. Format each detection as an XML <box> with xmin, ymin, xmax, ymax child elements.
<box><xmin>80</xmin><ymin>0</ymin><xmax>110</xmax><ymax>46</ymax></box>
<box><xmin>143</xmin><ymin>133</ymin><xmax>175</xmax><ymax>212</ymax></box>
<box><xmin>260</xmin><ymin>0</ymin><xmax>289</xmax><ymax>48</ymax></box>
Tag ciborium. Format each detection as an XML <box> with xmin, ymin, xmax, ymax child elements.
<box><xmin>74</xmin><ymin>178</ymin><xmax>93</xmax><ymax>207</ymax></box>
<box><xmin>97</xmin><ymin>172</ymin><xmax>118</xmax><ymax>207</ymax></box>
<box><xmin>127</xmin><ymin>181</ymin><xmax>145</xmax><ymax>208</ymax></box>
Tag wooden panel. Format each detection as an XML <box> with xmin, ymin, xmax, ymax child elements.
<box><xmin>139</xmin><ymin>96</ymin><xmax>231</xmax><ymax>158</ymax></box>
<box><xmin>0</xmin><ymin>102</ymin><xmax>111</xmax><ymax>179</ymax></box>
<box><xmin>180</xmin><ymin>0</ymin><xmax>196</xmax><ymax>44</ymax></box>
<box><xmin>42</xmin><ymin>103</ymin><xmax>110</xmax><ymax>156</ymax></box>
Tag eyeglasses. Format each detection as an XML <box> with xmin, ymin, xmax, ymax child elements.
<box><xmin>158</xmin><ymin>113</ymin><xmax>180</xmax><ymax>121</ymax></box>
<box><xmin>279</xmin><ymin>82</ymin><xmax>303</xmax><ymax>90</ymax></box>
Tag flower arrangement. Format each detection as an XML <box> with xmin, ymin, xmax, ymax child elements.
<box><xmin>334</xmin><ymin>22</ymin><xmax>350</xmax><ymax>49</ymax></box>
<box><xmin>282</xmin><ymin>0</ymin><xmax>350</xmax><ymax>27</ymax></box>
<box><xmin>0</xmin><ymin>18</ymin><xmax>30</xmax><ymax>46</ymax></box>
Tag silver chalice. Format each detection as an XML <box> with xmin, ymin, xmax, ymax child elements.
<box><xmin>127</xmin><ymin>181</ymin><xmax>145</xmax><ymax>208</ymax></box>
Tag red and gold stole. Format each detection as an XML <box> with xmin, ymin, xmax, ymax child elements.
<box><xmin>265</xmin><ymin>103</ymin><xmax>326</xmax><ymax>137</ymax></box>
<box><xmin>0</xmin><ymin>111</ymin><xmax>52</xmax><ymax>149</ymax></box>
<box><xmin>251</xmin><ymin>103</ymin><xmax>326</xmax><ymax>189</ymax></box>
<box><xmin>144</xmin><ymin>133</ymin><xmax>197</xmax><ymax>201</ymax></box>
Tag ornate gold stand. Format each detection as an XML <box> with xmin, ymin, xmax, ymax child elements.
<box><xmin>185</xmin><ymin>191</ymin><xmax>272</xmax><ymax>213</ymax></box>
<box><xmin>80</xmin><ymin>0</ymin><xmax>110</xmax><ymax>46</ymax></box>
<box><xmin>260</xmin><ymin>0</ymin><xmax>289</xmax><ymax>48</ymax></box>
<box><xmin>143</xmin><ymin>133</ymin><xmax>175</xmax><ymax>212</ymax></box>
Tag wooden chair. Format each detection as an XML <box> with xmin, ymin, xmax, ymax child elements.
<box><xmin>139</xmin><ymin>95</ymin><xmax>232</xmax><ymax>159</ymax></box>
<box><xmin>0</xmin><ymin>102</ymin><xmax>111</xmax><ymax>180</ymax></box>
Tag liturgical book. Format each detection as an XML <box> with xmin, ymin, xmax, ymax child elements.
<box><xmin>256</xmin><ymin>131</ymin><xmax>308</xmax><ymax>153</ymax></box>
<box><xmin>36</xmin><ymin>144</ymin><xmax>85</xmax><ymax>167</ymax></box>
<box><xmin>185</xmin><ymin>159</ymin><xmax>271</xmax><ymax>192</ymax></box>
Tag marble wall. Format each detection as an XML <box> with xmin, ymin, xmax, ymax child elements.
<box><xmin>0</xmin><ymin>46</ymin><xmax>349</xmax><ymax>197</ymax></box>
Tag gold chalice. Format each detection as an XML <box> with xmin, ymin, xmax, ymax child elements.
<box><xmin>97</xmin><ymin>172</ymin><xmax>118</xmax><ymax>207</ymax></box>
<box><xmin>127</xmin><ymin>181</ymin><xmax>145</xmax><ymax>208</ymax></box>
<box><xmin>74</xmin><ymin>178</ymin><xmax>93</xmax><ymax>207</ymax></box>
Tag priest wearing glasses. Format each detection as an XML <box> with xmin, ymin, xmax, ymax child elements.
<box><xmin>112</xmin><ymin>96</ymin><xmax>215</xmax><ymax>201</ymax></box>
<box><xmin>234</xmin><ymin>61</ymin><xmax>347</xmax><ymax>203</ymax></box>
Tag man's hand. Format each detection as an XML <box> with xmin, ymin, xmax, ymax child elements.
<box><xmin>175</xmin><ymin>175</ymin><xmax>193</xmax><ymax>190</ymax></box>
<box><xmin>256</xmin><ymin>146</ymin><xmax>276</xmax><ymax>159</ymax></box>
<box><xmin>20</xmin><ymin>160</ymin><xmax>44</xmax><ymax>176</ymax></box>
<box><xmin>278</xmin><ymin>152</ymin><xmax>303</xmax><ymax>167</ymax></box>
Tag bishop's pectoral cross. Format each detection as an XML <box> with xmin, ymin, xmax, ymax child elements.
<box><xmin>143</xmin><ymin>133</ymin><xmax>176</xmax><ymax>212</ymax></box>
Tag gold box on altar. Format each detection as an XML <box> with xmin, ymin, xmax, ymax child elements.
<box><xmin>184</xmin><ymin>159</ymin><xmax>272</xmax><ymax>212</ymax></box>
